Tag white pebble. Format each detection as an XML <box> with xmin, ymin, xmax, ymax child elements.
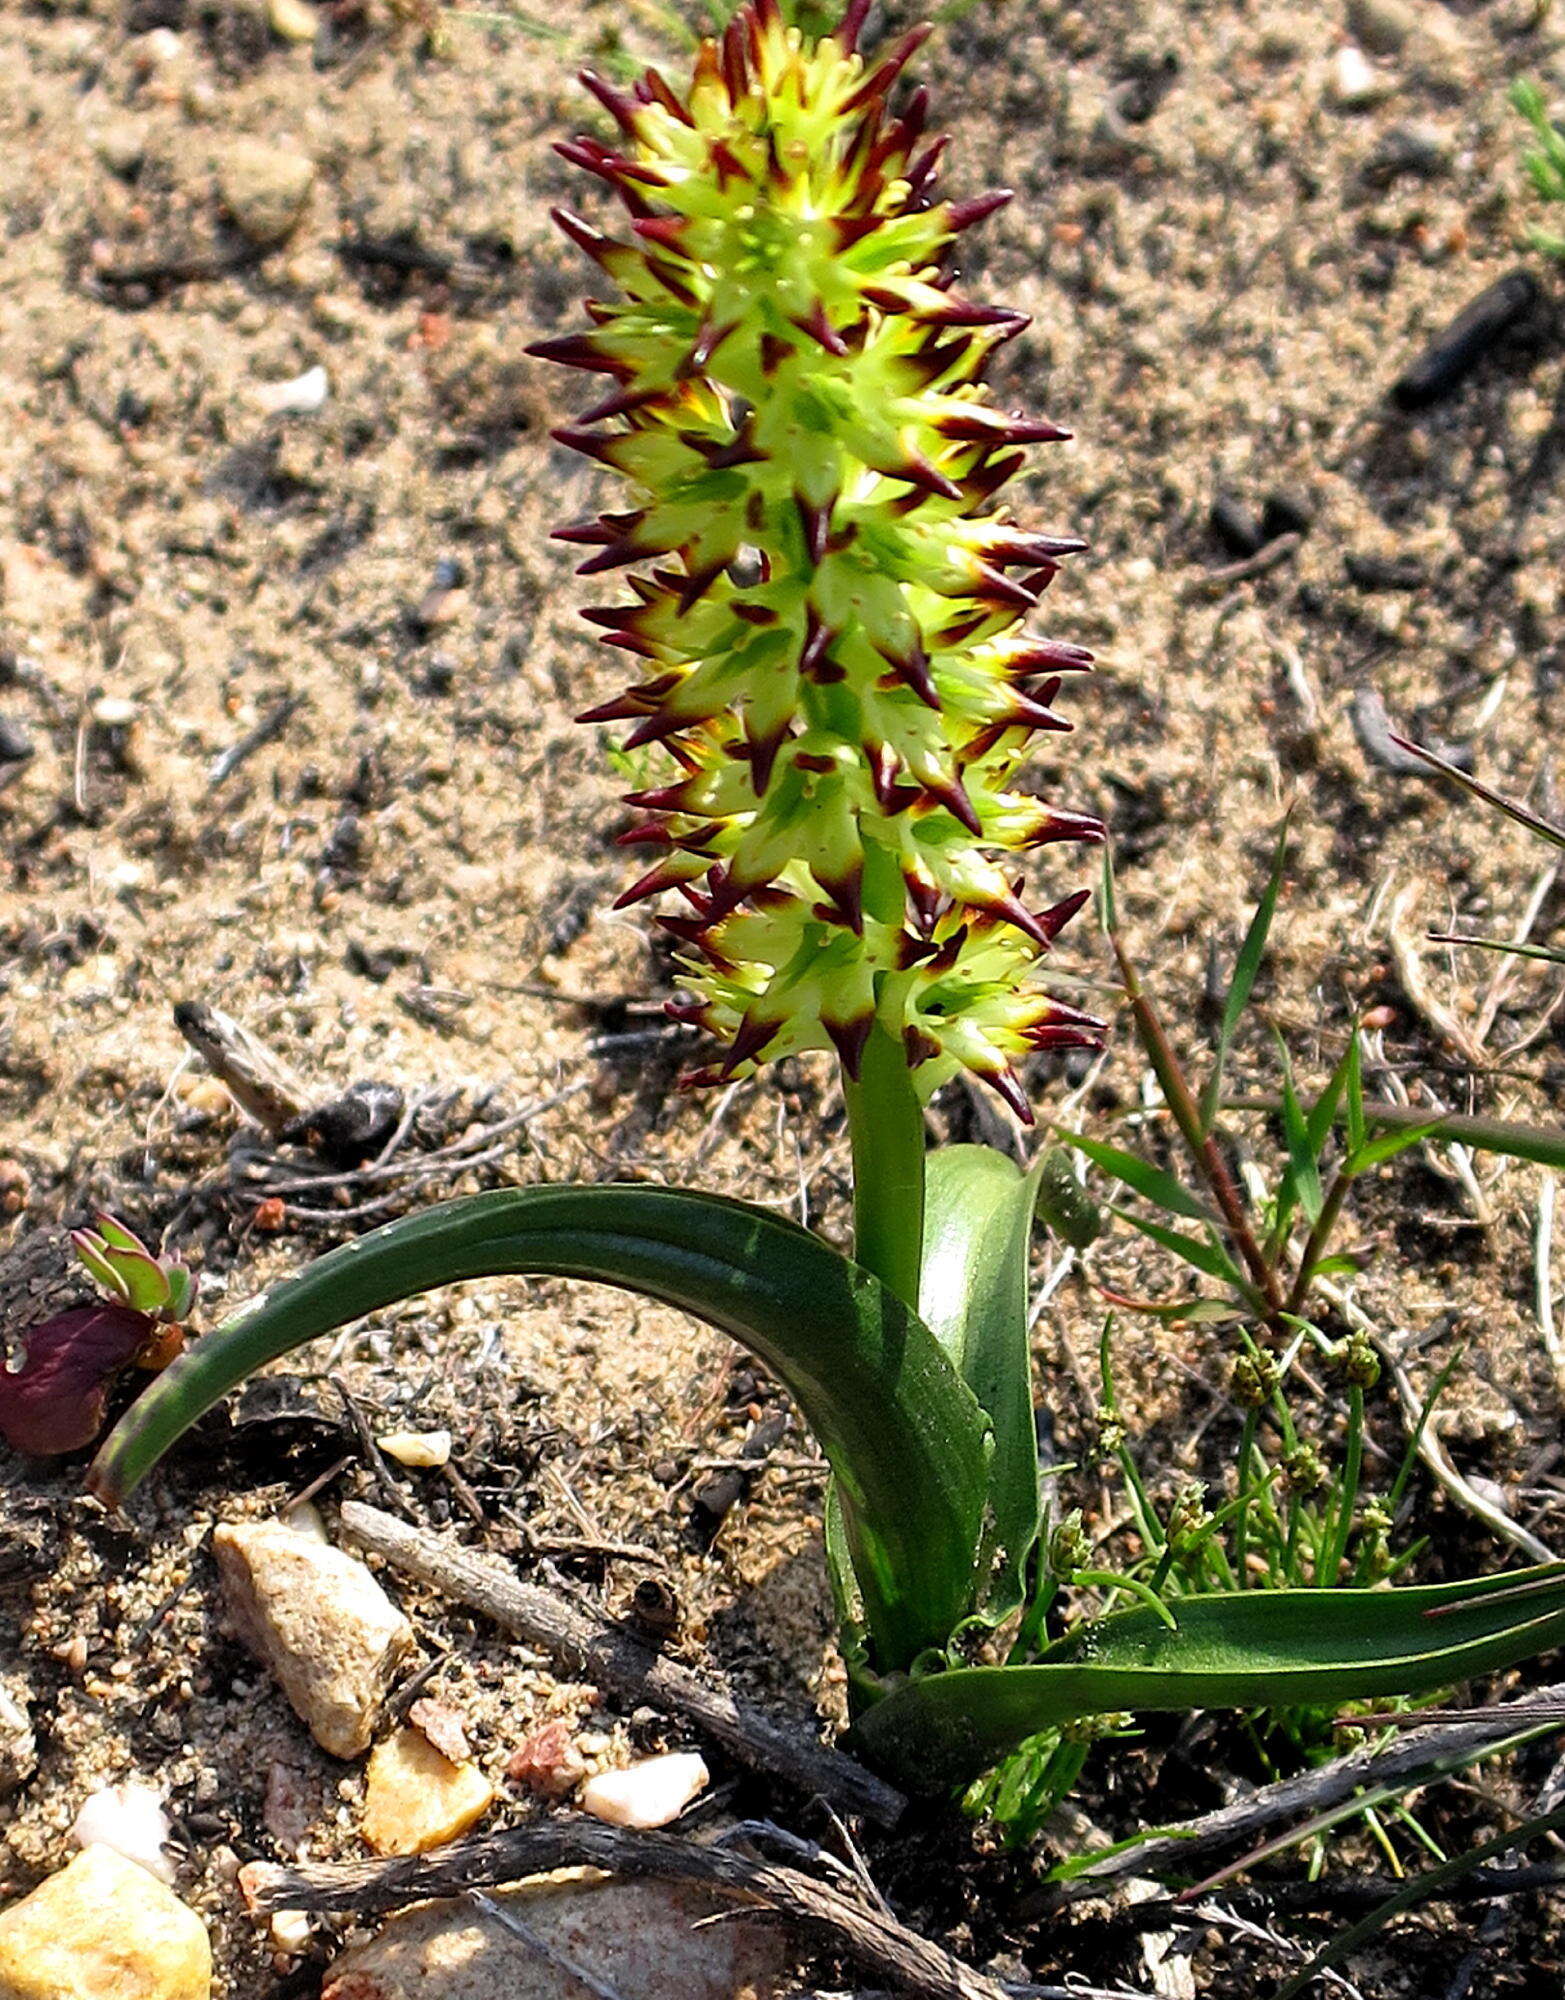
<box><xmin>580</xmin><ymin>1752</ymin><xmax>709</xmax><ymax>1830</ymax></box>
<box><xmin>268</xmin><ymin>0</ymin><xmax>320</xmax><ymax>41</ymax></box>
<box><xmin>251</xmin><ymin>364</ymin><xmax>330</xmax><ymax>416</ymax></box>
<box><xmin>269</xmin><ymin>1908</ymin><xmax>312</xmax><ymax>1953</ymax></box>
<box><xmin>71</xmin><ymin>1781</ymin><xmax>175</xmax><ymax>1883</ymax></box>
<box><xmin>1327</xmin><ymin>45</ymin><xmax>1394</xmax><ymax>110</ymax></box>
<box><xmin>378</xmin><ymin>1427</ymin><xmax>452</xmax><ymax>1468</ymax></box>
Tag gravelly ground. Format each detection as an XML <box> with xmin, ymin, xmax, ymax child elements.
<box><xmin>2</xmin><ymin>1</ymin><xmax>1565</xmax><ymax>1993</ymax></box>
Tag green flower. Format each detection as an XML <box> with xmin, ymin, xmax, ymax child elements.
<box><xmin>535</xmin><ymin>0</ymin><xmax>1102</xmax><ymax>1115</ymax></box>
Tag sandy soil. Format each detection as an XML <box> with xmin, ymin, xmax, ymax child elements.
<box><xmin>3</xmin><ymin>1</ymin><xmax>1565</xmax><ymax>1993</ymax></box>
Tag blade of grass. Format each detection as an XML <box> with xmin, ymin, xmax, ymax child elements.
<box><xmin>1344</xmin><ymin>1120</ymin><xmax>1445</xmax><ymax>1176</ymax></box>
<box><xmin>1429</xmin><ymin>932</ymin><xmax>1565</xmax><ymax>967</ymax></box>
<box><xmin>1392</xmin><ymin>734</ymin><xmax>1565</xmax><ymax>851</ymax></box>
<box><xmin>1198</xmin><ymin>814</ymin><xmax>1291</xmax><ymax>1136</ymax></box>
<box><xmin>1229</xmin><ymin>1095</ymin><xmax>1565</xmax><ymax>1173</ymax></box>
<box><xmin>1306</xmin><ymin>1032</ymin><xmax>1358</xmax><ymax>1161</ymax></box>
<box><xmin>1050</xmin><ymin>1128</ymin><xmax>1215</xmax><ymax>1223</ymax></box>
<box><xmin>1111</xmin><ymin>1207</ymin><xmax>1252</xmax><ymax>1292</ymax></box>
<box><xmin>1107</xmin><ymin>930</ymin><xmax>1289</xmax><ymax>1328</ymax></box>
<box><xmin>1274</xmin><ymin>1034</ymin><xmax>1324</xmax><ymax>1228</ymax></box>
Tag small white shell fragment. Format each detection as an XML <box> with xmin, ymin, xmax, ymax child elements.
<box><xmin>251</xmin><ymin>365</ymin><xmax>329</xmax><ymax>416</ymax></box>
<box><xmin>71</xmin><ymin>1780</ymin><xmax>176</xmax><ymax>1883</ymax></box>
<box><xmin>580</xmin><ymin>1752</ymin><xmax>709</xmax><ymax>1830</ymax></box>
<box><xmin>377</xmin><ymin>1428</ymin><xmax>452</xmax><ymax>1469</ymax></box>
<box><xmin>92</xmin><ymin>695</ymin><xmax>140</xmax><ymax>728</ymax></box>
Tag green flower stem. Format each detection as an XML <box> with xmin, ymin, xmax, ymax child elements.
<box><xmin>1321</xmin><ymin>1383</ymin><xmax>1366</xmax><ymax>1584</ymax></box>
<box><xmin>1285</xmin><ymin>1158</ymin><xmax>1353</xmax><ymax>1317</ymax></box>
<box><xmin>845</xmin><ymin>1018</ymin><xmax>927</xmax><ymax>1310</ymax></box>
<box><xmin>1233</xmin><ymin>1409</ymin><xmax>1258</xmax><ymax>1588</ymax></box>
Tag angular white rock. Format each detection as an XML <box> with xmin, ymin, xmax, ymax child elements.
<box><xmin>71</xmin><ymin>1780</ymin><xmax>175</xmax><ymax>1883</ymax></box>
<box><xmin>213</xmin><ymin>1518</ymin><xmax>416</xmax><ymax>1758</ymax></box>
<box><xmin>579</xmin><ymin>1751</ymin><xmax>709</xmax><ymax>1830</ymax></box>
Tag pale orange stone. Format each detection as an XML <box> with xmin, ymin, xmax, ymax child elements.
<box><xmin>0</xmin><ymin>1845</ymin><xmax>211</xmax><ymax>2000</ymax></box>
<box><xmin>360</xmin><ymin>1728</ymin><xmax>495</xmax><ymax>1857</ymax></box>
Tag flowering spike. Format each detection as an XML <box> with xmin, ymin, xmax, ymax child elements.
<box><xmin>987</xmin><ymin>1065</ymin><xmax>1034</xmax><ymax>1125</ymax></box>
<box><xmin>689</xmin><ymin>318</ymin><xmax>739</xmax><ymax>371</ymax></box>
<box><xmin>633</xmin><ymin>214</ymin><xmax>693</xmax><ymax>253</ymax></box>
<box><xmin>526</xmin><ymin>330</ymin><xmax>620</xmax><ymax>375</ymax></box>
<box><xmin>791</xmin><ymin>301</ymin><xmax>849</xmax><ymax>357</ymax></box>
<box><xmin>638</xmin><ymin>67</ymin><xmax>691</xmax><ymax>124</ymax></box>
<box><xmin>1037</xmin><ymin>888</ymin><xmax>1093</xmax><ymax>941</ymax></box>
<box><xmin>543</xmin><ymin>2</ymin><xmax>1102</xmax><ymax>1108</ymax></box>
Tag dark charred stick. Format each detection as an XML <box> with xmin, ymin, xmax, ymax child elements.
<box><xmin>247</xmin><ymin>1818</ymin><xmax>997</xmax><ymax>2000</ymax></box>
<box><xmin>692</xmin><ymin>1409</ymin><xmax>790</xmax><ymax>1544</ymax></box>
<box><xmin>1391</xmin><ymin>270</ymin><xmax>1541</xmax><ymax>412</ymax></box>
<box><xmin>339</xmin><ymin>1501</ymin><xmax>906</xmax><ymax>1827</ymax></box>
<box><xmin>1055</xmin><ymin>1684</ymin><xmax>1565</xmax><ymax>1896</ymax></box>
<box><xmin>173</xmin><ymin>1001</ymin><xmax>310</xmax><ymax>1137</ymax></box>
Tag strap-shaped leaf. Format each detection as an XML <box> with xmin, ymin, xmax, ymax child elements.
<box><xmin>88</xmin><ymin>1184</ymin><xmax>990</xmax><ymax>1670</ymax></box>
<box><xmin>848</xmin><ymin>1564</ymin><xmax>1565</xmax><ymax>1788</ymax></box>
<box><xmin>918</xmin><ymin>1146</ymin><xmax>1041</xmax><ymax>1621</ymax></box>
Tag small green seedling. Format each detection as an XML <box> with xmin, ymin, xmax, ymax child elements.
<box><xmin>1513</xmin><ymin>78</ymin><xmax>1565</xmax><ymax>261</ymax></box>
<box><xmin>0</xmin><ymin>1215</ymin><xmax>192</xmax><ymax>1457</ymax></box>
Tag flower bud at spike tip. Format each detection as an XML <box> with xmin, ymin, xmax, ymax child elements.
<box><xmin>540</xmin><ymin>1</ymin><xmax>1104</xmax><ymax>1105</ymax></box>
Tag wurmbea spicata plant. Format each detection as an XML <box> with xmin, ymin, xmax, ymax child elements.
<box><xmin>85</xmin><ymin>0</ymin><xmax>1565</xmax><ymax>1795</ymax></box>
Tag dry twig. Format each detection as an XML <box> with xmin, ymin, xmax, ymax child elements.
<box><xmin>340</xmin><ymin>1501</ymin><xmax>905</xmax><ymax>1827</ymax></box>
<box><xmin>247</xmin><ymin>1820</ymin><xmax>1000</xmax><ymax>2000</ymax></box>
<box><xmin>1056</xmin><ymin>1684</ymin><xmax>1565</xmax><ymax>1896</ymax></box>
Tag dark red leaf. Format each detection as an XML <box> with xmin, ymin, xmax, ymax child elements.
<box><xmin>0</xmin><ymin>1303</ymin><xmax>155</xmax><ymax>1456</ymax></box>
